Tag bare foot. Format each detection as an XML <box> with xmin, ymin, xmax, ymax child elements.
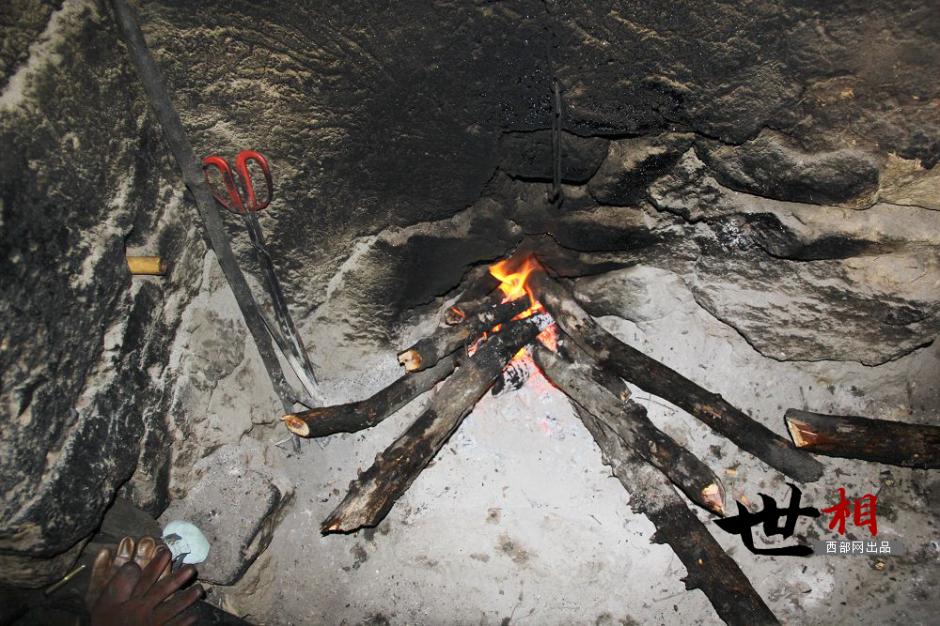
<box><xmin>87</xmin><ymin>536</ymin><xmax>203</xmax><ymax>626</ymax></box>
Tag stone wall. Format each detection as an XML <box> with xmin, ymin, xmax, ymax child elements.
<box><xmin>0</xmin><ymin>0</ymin><xmax>205</xmax><ymax>584</ymax></box>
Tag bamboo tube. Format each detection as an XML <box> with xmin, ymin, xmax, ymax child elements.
<box><xmin>126</xmin><ymin>255</ymin><xmax>168</xmax><ymax>275</ymax></box>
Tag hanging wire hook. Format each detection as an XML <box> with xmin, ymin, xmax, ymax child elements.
<box><xmin>543</xmin><ymin>6</ymin><xmax>564</xmax><ymax>210</ymax></box>
<box><xmin>549</xmin><ymin>77</ymin><xmax>564</xmax><ymax>209</ymax></box>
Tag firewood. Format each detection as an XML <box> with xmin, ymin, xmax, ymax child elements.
<box><xmin>527</xmin><ymin>268</ymin><xmax>824</xmax><ymax>483</ymax></box>
<box><xmin>282</xmin><ymin>355</ymin><xmax>457</xmax><ymax>438</ymax></box>
<box><xmin>458</xmin><ymin>264</ymin><xmax>503</xmax><ymax>302</ymax></box>
<box><xmin>322</xmin><ymin>316</ymin><xmax>543</xmax><ymax>533</ymax></box>
<box><xmin>444</xmin><ymin>289</ymin><xmax>503</xmax><ymax>325</ymax></box>
<box><xmin>398</xmin><ymin>297</ymin><xmax>530</xmax><ymax>372</ymax></box>
<box><xmin>532</xmin><ymin>340</ymin><xmax>726</xmax><ymax>515</ymax></box>
<box><xmin>785</xmin><ymin>409</ymin><xmax>940</xmax><ymax>469</ymax></box>
<box><xmin>568</xmin><ymin>401</ymin><xmax>779</xmax><ymax>625</ymax></box>
<box><xmin>444</xmin><ymin>267</ymin><xmax>502</xmax><ymax>325</ymax></box>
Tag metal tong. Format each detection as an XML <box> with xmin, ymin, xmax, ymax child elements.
<box><xmin>202</xmin><ymin>150</ymin><xmax>319</xmax><ymax>406</ymax></box>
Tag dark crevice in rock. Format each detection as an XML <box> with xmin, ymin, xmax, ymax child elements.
<box><xmin>711</xmin><ymin>213</ymin><xmax>886</xmax><ymax>262</ymax></box>
<box><xmin>686</xmin><ymin>275</ymin><xmax>937</xmax><ymax>368</ymax></box>
<box><xmin>695</xmin><ymin>131</ymin><xmax>881</xmax><ymax>207</ymax></box>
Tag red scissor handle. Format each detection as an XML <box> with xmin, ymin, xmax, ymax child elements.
<box><xmin>235</xmin><ymin>150</ymin><xmax>273</xmax><ymax>211</ymax></box>
<box><xmin>201</xmin><ymin>150</ymin><xmax>273</xmax><ymax>214</ymax></box>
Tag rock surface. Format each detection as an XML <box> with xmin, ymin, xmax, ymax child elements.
<box><xmin>0</xmin><ymin>0</ymin><xmax>205</xmax><ymax>584</ymax></box>
<box><xmin>697</xmin><ymin>130</ymin><xmax>881</xmax><ymax>207</ymax></box>
<box><xmin>588</xmin><ymin>133</ymin><xmax>695</xmax><ymax>205</ymax></box>
<box><xmin>158</xmin><ymin>440</ymin><xmax>292</xmax><ymax>585</ymax></box>
<box><xmin>688</xmin><ymin>252</ymin><xmax>939</xmax><ymax>365</ymax></box>
<box><xmin>641</xmin><ymin>147</ymin><xmax>940</xmax><ymax>365</ymax></box>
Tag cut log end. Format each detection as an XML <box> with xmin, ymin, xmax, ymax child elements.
<box><xmin>444</xmin><ymin>306</ymin><xmax>466</xmax><ymax>325</ymax></box>
<box><xmin>786</xmin><ymin>415</ymin><xmax>815</xmax><ymax>448</ymax></box>
<box><xmin>282</xmin><ymin>414</ymin><xmax>311</xmax><ymax>437</ymax></box>
<box><xmin>398</xmin><ymin>349</ymin><xmax>422</xmax><ymax>372</ymax></box>
<box><xmin>321</xmin><ymin>518</ymin><xmax>344</xmax><ymax>534</ymax></box>
<box><xmin>783</xmin><ymin>408</ymin><xmax>939</xmax><ymax>469</ymax></box>
<box><xmin>701</xmin><ymin>483</ymin><xmax>725</xmax><ymax>517</ymax></box>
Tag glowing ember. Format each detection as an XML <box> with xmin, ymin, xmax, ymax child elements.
<box><xmin>536</xmin><ymin>322</ymin><xmax>558</xmax><ymax>352</ymax></box>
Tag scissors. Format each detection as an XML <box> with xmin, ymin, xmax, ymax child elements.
<box><xmin>202</xmin><ymin>150</ymin><xmax>319</xmax><ymax>405</ymax></box>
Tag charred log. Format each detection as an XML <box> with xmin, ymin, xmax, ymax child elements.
<box><xmin>534</xmin><ymin>338</ymin><xmax>726</xmax><ymax>515</ymax></box>
<box><xmin>444</xmin><ymin>267</ymin><xmax>502</xmax><ymax>325</ymax></box>
<box><xmin>398</xmin><ymin>297</ymin><xmax>529</xmax><ymax>372</ymax></box>
<box><xmin>527</xmin><ymin>268</ymin><xmax>824</xmax><ymax>483</ymax></box>
<box><xmin>322</xmin><ymin>317</ymin><xmax>542</xmax><ymax>533</ymax></box>
<box><xmin>567</xmin><ymin>399</ymin><xmax>779</xmax><ymax>625</ymax></box>
<box><xmin>785</xmin><ymin>409</ymin><xmax>940</xmax><ymax>469</ymax></box>
<box><xmin>282</xmin><ymin>355</ymin><xmax>457</xmax><ymax>438</ymax></box>
<box><xmin>534</xmin><ymin>340</ymin><xmax>776</xmax><ymax>624</ymax></box>
<box><xmin>444</xmin><ymin>289</ymin><xmax>504</xmax><ymax>325</ymax></box>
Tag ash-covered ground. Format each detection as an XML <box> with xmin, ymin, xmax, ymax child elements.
<box><xmin>174</xmin><ymin>256</ymin><xmax>938</xmax><ymax>625</ymax></box>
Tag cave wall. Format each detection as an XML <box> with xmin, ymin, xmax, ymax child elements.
<box><xmin>130</xmin><ymin>0</ymin><xmax>938</xmax><ymax>349</ymax></box>
<box><xmin>1</xmin><ymin>0</ymin><xmax>938</xmax><ymax>589</ymax></box>
<box><xmin>0</xmin><ymin>0</ymin><xmax>207</xmax><ymax>584</ymax></box>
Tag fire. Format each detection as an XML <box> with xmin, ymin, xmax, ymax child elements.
<box><xmin>489</xmin><ymin>256</ymin><xmax>541</xmax><ymax>309</ymax></box>
<box><xmin>487</xmin><ymin>255</ymin><xmax>558</xmax><ymax>354</ymax></box>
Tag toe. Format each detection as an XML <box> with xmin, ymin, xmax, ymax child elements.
<box><xmin>111</xmin><ymin>537</ymin><xmax>136</xmax><ymax>575</ymax></box>
<box><xmin>131</xmin><ymin>546</ymin><xmax>172</xmax><ymax>599</ymax></box>
<box><xmin>85</xmin><ymin>548</ymin><xmax>113</xmax><ymax>609</ymax></box>
<box><xmin>135</xmin><ymin>536</ymin><xmax>157</xmax><ymax>569</ymax></box>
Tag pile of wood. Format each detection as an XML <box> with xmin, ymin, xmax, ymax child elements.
<box><xmin>281</xmin><ymin>254</ymin><xmax>938</xmax><ymax>625</ymax></box>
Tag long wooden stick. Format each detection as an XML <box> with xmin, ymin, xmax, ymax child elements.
<box><xmin>398</xmin><ymin>297</ymin><xmax>529</xmax><ymax>372</ymax></box>
<box><xmin>282</xmin><ymin>355</ymin><xmax>457</xmax><ymax>437</ymax></box>
<box><xmin>107</xmin><ymin>0</ymin><xmax>308</xmax><ymax>446</ymax></box>
<box><xmin>533</xmin><ymin>341</ymin><xmax>726</xmax><ymax>515</ymax></box>
<box><xmin>527</xmin><ymin>269</ymin><xmax>824</xmax><ymax>483</ymax></box>
<box><xmin>322</xmin><ymin>317</ymin><xmax>541</xmax><ymax>533</ymax></box>
<box><xmin>785</xmin><ymin>409</ymin><xmax>940</xmax><ymax>469</ymax></box>
<box><xmin>567</xmin><ymin>400</ymin><xmax>779</xmax><ymax>625</ymax></box>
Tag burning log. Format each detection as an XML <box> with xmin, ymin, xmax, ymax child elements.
<box><xmin>398</xmin><ymin>297</ymin><xmax>529</xmax><ymax>372</ymax></box>
<box><xmin>322</xmin><ymin>316</ymin><xmax>543</xmax><ymax>533</ymax></box>
<box><xmin>444</xmin><ymin>266</ymin><xmax>502</xmax><ymax>325</ymax></box>
<box><xmin>282</xmin><ymin>355</ymin><xmax>457</xmax><ymax>438</ymax></box>
<box><xmin>785</xmin><ymin>409</ymin><xmax>940</xmax><ymax>469</ymax></box>
<box><xmin>567</xmin><ymin>399</ymin><xmax>779</xmax><ymax>625</ymax></box>
<box><xmin>526</xmin><ymin>268</ymin><xmax>825</xmax><ymax>483</ymax></box>
<box><xmin>533</xmin><ymin>339</ymin><xmax>726</xmax><ymax>515</ymax></box>
<box><xmin>444</xmin><ymin>289</ymin><xmax>503</xmax><ymax>325</ymax></box>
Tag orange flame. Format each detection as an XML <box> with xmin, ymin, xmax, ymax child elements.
<box><xmin>487</xmin><ymin>255</ymin><xmax>558</xmax><ymax>361</ymax></box>
<box><xmin>489</xmin><ymin>256</ymin><xmax>541</xmax><ymax>308</ymax></box>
